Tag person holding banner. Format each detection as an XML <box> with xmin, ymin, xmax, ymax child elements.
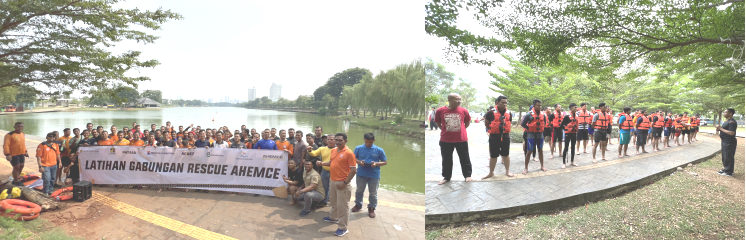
<box><xmin>114</xmin><ymin>131</ymin><xmax>130</xmax><ymax>146</ymax></box>
<box><xmin>129</xmin><ymin>132</ymin><xmax>145</xmax><ymax>147</ymax></box>
<box><xmin>317</xmin><ymin>133</ymin><xmax>357</xmax><ymax>237</ymax></box>
<box><xmin>297</xmin><ymin>160</ymin><xmax>325</xmax><ymax>216</ymax></box>
<box><xmin>253</xmin><ymin>130</ymin><xmax>278</xmax><ymax>150</ymax></box>
<box><xmin>98</xmin><ymin>131</ymin><xmax>113</xmax><ymax>146</ymax></box>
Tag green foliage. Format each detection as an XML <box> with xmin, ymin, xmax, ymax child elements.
<box><xmin>0</xmin><ymin>0</ymin><xmax>183</xmax><ymax>96</ymax></box>
<box><xmin>394</xmin><ymin>114</ymin><xmax>404</xmax><ymax>125</ymax></box>
<box><xmin>0</xmin><ymin>86</ymin><xmax>18</xmax><ymax>105</ymax></box>
<box><xmin>14</xmin><ymin>84</ymin><xmax>37</xmax><ymax>105</ymax></box>
<box><xmin>141</xmin><ymin>90</ymin><xmax>162</xmax><ymax>104</ymax></box>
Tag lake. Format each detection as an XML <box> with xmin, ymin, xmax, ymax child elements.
<box><xmin>0</xmin><ymin>107</ymin><xmax>424</xmax><ymax>194</ymax></box>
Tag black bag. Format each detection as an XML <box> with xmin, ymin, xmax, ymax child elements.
<box><xmin>73</xmin><ymin>180</ymin><xmax>92</xmax><ymax>202</ymax></box>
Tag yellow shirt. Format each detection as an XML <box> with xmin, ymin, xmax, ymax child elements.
<box><xmin>115</xmin><ymin>139</ymin><xmax>130</xmax><ymax>146</ymax></box>
<box><xmin>308</xmin><ymin>146</ymin><xmax>333</xmax><ymax>171</ymax></box>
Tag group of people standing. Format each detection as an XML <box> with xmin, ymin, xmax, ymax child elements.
<box><xmin>432</xmin><ymin>93</ymin><xmax>739</xmax><ymax>185</ymax></box>
<box><xmin>3</xmin><ymin>121</ymin><xmax>388</xmax><ymax>237</ymax></box>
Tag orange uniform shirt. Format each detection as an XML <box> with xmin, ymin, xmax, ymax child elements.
<box><xmin>98</xmin><ymin>139</ymin><xmax>114</xmax><ymax>146</ymax></box>
<box><xmin>115</xmin><ymin>139</ymin><xmax>130</xmax><ymax>146</ymax></box>
<box><xmin>329</xmin><ymin>145</ymin><xmax>356</xmax><ymax>181</ymax></box>
<box><xmin>276</xmin><ymin>140</ymin><xmax>294</xmax><ymax>157</ymax></box>
<box><xmin>129</xmin><ymin>140</ymin><xmax>145</xmax><ymax>146</ymax></box>
<box><xmin>109</xmin><ymin>134</ymin><xmax>119</xmax><ymax>142</ymax></box>
<box><xmin>35</xmin><ymin>143</ymin><xmax>60</xmax><ymax>167</ymax></box>
<box><xmin>3</xmin><ymin>132</ymin><xmax>27</xmax><ymax>156</ymax></box>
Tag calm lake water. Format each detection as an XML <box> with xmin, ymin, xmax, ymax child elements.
<box><xmin>0</xmin><ymin>107</ymin><xmax>424</xmax><ymax>194</ymax></box>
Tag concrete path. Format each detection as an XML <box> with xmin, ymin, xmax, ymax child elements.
<box><xmin>1</xmin><ymin>130</ymin><xmax>424</xmax><ymax>240</ymax></box>
<box><xmin>425</xmin><ymin>126</ymin><xmax>720</xmax><ymax>224</ymax></box>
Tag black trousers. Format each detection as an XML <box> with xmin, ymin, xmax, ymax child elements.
<box><xmin>68</xmin><ymin>156</ymin><xmax>80</xmax><ymax>182</ymax></box>
<box><xmin>430</xmin><ymin>120</ymin><xmax>439</xmax><ymax>130</ymax></box>
<box><xmin>722</xmin><ymin>141</ymin><xmax>737</xmax><ymax>174</ymax></box>
<box><xmin>563</xmin><ymin>133</ymin><xmax>577</xmax><ymax>164</ymax></box>
<box><xmin>440</xmin><ymin>141</ymin><xmax>472</xmax><ymax>181</ymax></box>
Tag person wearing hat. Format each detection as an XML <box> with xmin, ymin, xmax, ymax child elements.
<box><xmin>36</xmin><ymin>132</ymin><xmax>62</xmax><ymax>195</ymax></box>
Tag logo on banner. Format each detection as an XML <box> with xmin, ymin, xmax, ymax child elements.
<box><xmin>240</xmin><ymin>151</ymin><xmax>249</xmax><ymax>157</ymax></box>
<box><xmin>122</xmin><ymin>150</ymin><xmax>136</xmax><ymax>154</ymax></box>
<box><xmin>181</xmin><ymin>152</ymin><xmax>195</xmax><ymax>156</ymax></box>
<box><xmin>146</xmin><ymin>151</ymin><xmax>152</xmax><ymax>156</ymax></box>
<box><xmin>147</xmin><ymin>151</ymin><xmax>175</xmax><ymax>155</ymax></box>
<box><xmin>235</xmin><ymin>151</ymin><xmax>253</xmax><ymax>161</ymax></box>
<box><xmin>109</xmin><ymin>148</ymin><xmax>116</xmax><ymax>154</ymax></box>
<box><xmin>206</xmin><ymin>152</ymin><xmax>211</xmax><ymax>157</ymax></box>
<box><xmin>262</xmin><ymin>154</ymin><xmax>283</xmax><ymax>160</ymax></box>
<box><xmin>206</xmin><ymin>151</ymin><xmax>224</xmax><ymax>157</ymax></box>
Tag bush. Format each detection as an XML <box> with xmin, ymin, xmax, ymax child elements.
<box><xmin>394</xmin><ymin>115</ymin><xmax>404</xmax><ymax>124</ymax></box>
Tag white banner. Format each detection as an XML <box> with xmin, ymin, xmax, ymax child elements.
<box><xmin>78</xmin><ymin>146</ymin><xmax>289</xmax><ymax>197</ymax></box>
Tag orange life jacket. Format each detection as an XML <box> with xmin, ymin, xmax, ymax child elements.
<box><xmin>543</xmin><ymin>112</ymin><xmax>552</xmax><ymax>129</ymax></box>
<box><xmin>663</xmin><ymin>116</ymin><xmax>673</xmax><ymax>128</ymax></box>
<box><xmin>552</xmin><ymin>111</ymin><xmax>563</xmax><ymax>128</ymax></box>
<box><xmin>488</xmin><ymin>107</ymin><xmax>512</xmax><ymax>135</ymax></box>
<box><xmin>652</xmin><ymin>114</ymin><xmax>665</xmax><ymax>128</ymax></box>
<box><xmin>577</xmin><ymin>109</ymin><xmax>592</xmax><ymax>125</ymax></box>
<box><xmin>637</xmin><ymin>115</ymin><xmax>651</xmax><ymax>130</ymax></box>
<box><xmin>619</xmin><ymin>113</ymin><xmax>634</xmax><ymax>130</ymax></box>
<box><xmin>681</xmin><ymin>116</ymin><xmax>690</xmax><ymax>129</ymax></box>
<box><xmin>564</xmin><ymin>114</ymin><xmax>578</xmax><ymax>134</ymax></box>
<box><xmin>526</xmin><ymin>110</ymin><xmax>546</xmax><ymax>133</ymax></box>
<box><xmin>690</xmin><ymin>117</ymin><xmax>699</xmax><ymax>127</ymax></box>
<box><xmin>593</xmin><ymin>111</ymin><xmax>609</xmax><ymax>130</ymax></box>
<box><xmin>674</xmin><ymin>117</ymin><xmax>683</xmax><ymax>129</ymax></box>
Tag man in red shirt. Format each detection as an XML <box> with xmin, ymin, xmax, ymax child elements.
<box><xmin>435</xmin><ymin>93</ymin><xmax>473</xmax><ymax>185</ymax></box>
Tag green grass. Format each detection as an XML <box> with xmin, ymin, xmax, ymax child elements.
<box><xmin>697</xmin><ymin>126</ymin><xmax>746</xmax><ymax>133</ymax></box>
<box><xmin>426</xmin><ymin>138</ymin><xmax>745</xmax><ymax>240</ymax></box>
<box><xmin>0</xmin><ymin>213</ymin><xmax>79</xmax><ymax>240</ymax></box>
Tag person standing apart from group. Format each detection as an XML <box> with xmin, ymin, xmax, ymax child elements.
<box><xmin>429</xmin><ymin>107</ymin><xmax>439</xmax><ymax>131</ymax></box>
<box><xmin>717</xmin><ymin>109</ymin><xmax>738</xmax><ymax>177</ymax></box>
<box><xmin>521</xmin><ymin>99</ymin><xmax>548</xmax><ymax>174</ymax></box>
<box><xmin>351</xmin><ymin>133</ymin><xmax>387</xmax><ymax>218</ymax></box>
<box><xmin>435</xmin><ymin>93</ymin><xmax>473</xmax><ymax>184</ymax></box>
<box><xmin>4</xmin><ymin>122</ymin><xmax>29</xmax><ymax>185</ymax></box>
<box><xmin>590</xmin><ymin>103</ymin><xmax>610</xmax><ymax>163</ymax></box>
<box><xmin>482</xmin><ymin>96</ymin><xmax>514</xmax><ymax>179</ymax></box>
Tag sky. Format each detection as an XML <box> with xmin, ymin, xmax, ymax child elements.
<box><xmin>77</xmin><ymin>0</ymin><xmax>424</xmax><ymax>102</ymax></box>
<box><xmin>424</xmin><ymin>7</ymin><xmax>516</xmax><ymax>106</ymax></box>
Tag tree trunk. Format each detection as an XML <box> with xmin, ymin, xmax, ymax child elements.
<box><xmin>0</xmin><ymin>181</ymin><xmax>66</xmax><ymax>211</ymax></box>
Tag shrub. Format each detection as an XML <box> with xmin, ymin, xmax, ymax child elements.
<box><xmin>394</xmin><ymin>115</ymin><xmax>404</xmax><ymax>124</ymax></box>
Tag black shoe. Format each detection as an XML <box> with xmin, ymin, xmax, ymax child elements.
<box><xmin>721</xmin><ymin>172</ymin><xmax>733</xmax><ymax>177</ymax></box>
<box><xmin>717</xmin><ymin>170</ymin><xmax>725</xmax><ymax>174</ymax></box>
<box><xmin>254</xmin><ymin>194</ymin><xmax>259</xmax><ymax>197</ymax></box>
<box><xmin>54</xmin><ymin>183</ymin><xmax>62</xmax><ymax>188</ymax></box>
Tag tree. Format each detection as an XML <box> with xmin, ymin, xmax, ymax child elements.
<box><xmin>114</xmin><ymin>86</ymin><xmax>140</xmax><ymax>107</ymax></box>
<box><xmin>0</xmin><ymin>86</ymin><xmax>18</xmax><ymax>105</ymax></box>
<box><xmin>0</xmin><ymin>1</ymin><xmax>183</xmax><ymax>96</ymax></box>
<box><xmin>425</xmin><ymin>58</ymin><xmax>456</xmax><ymax>96</ymax></box>
<box><xmin>324</xmin><ymin>68</ymin><xmax>371</xmax><ymax>100</ymax></box>
<box><xmin>141</xmin><ymin>90</ymin><xmax>162</xmax><ymax>104</ymax></box>
<box><xmin>14</xmin><ymin>84</ymin><xmax>36</xmax><ymax>106</ymax></box>
<box><xmin>427</xmin><ymin>0</ymin><xmax>744</xmax><ymax>69</ymax></box>
<box><xmin>260</xmin><ymin>96</ymin><xmax>270</xmax><ymax>107</ymax></box>
<box><xmin>450</xmin><ymin>78</ymin><xmax>478</xmax><ymax>111</ymax></box>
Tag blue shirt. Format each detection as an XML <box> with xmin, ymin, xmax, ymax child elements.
<box><xmin>618</xmin><ymin>115</ymin><xmax>630</xmax><ymax>133</ymax></box>
<box><xmin>252</xmin><ymin>139</ymin><xmax>278</xmax><ymax>150</ymax></box>
<box><xmin>353</xmin><ymin>144</ymin><xmax>387</xmax><ymax>178</ymax></box>
<box><xmin>194</xmin><ymin>139</ymin><xmax>211</xmax><ymax>148</ymax></box>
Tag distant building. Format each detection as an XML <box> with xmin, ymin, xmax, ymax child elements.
<box><xmin>56</xmin><ymin>99</ymin><xmax>71</xmax><ymax>107</ymax></box>
<box><xmin>208</xmin><ymin>98</ymin><xmax>213</xmax><ymax>103</ymax></box>
<box><xmin>130</xmin><ymin>97</ymin><xmax>162</xmax><ymax>108</ymax></box>
<box><xmin>177</xmin><ymin>95</ymin><xmax>183</xmax><ymax>100</ymax></box>
<box><xmin>248</xmin><ymin>87</ymin><xmax>256</xmax><ymax>102</ymax></box>
<box><xmin>270</xmin><ymin>83</ymin><xmax>282</xmax><ymax>102</ymax></box>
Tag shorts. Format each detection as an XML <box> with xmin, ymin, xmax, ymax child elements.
<box><xmin>61</xmin><ymin>156</ymin><xmax>72</xmax><ymax>166</ymax></box>
<box><xmin>648</xmin><ymin>128</ymin><xmax>653</xmax><ymax>133</ymax></box>
<box><xmin>664</xmin><ymin>128</ymin><xmax>671</xmax><ymax>137</ymax></box>
<box><xmin>577</xmin><ymin>129</ymin><xmax>589</xmax><ymax>140</ymax></box>
<box><xmin>553</xmin><ymin>128</ymin><xmax>564</xmax><ymax>142</ymax></box>
<box><xmin>588</xmin><ymin>128</ymin><xmax>595</xmax><ymax>135</ymax></box>
<box><xmin>652</xmin><ymin>128</ymin><xmax>662</xmax><ymax>138</ymax></box>
<box><xmin>619</xmin><ymin>133</ymin><xmax>631</xmax><ymax>145</ymax></box>
<box><xmin>489</xmin><ymin>134</ymin><xmax>510</xmax><ymax>158</ymax></box>
<box><xmin>526</xmin><ymin>132</ymin><xmax>544</xmax><ymax>152</ymax></box>
<box><xmin>543</xmin><ymin>128</ymin><xmax>552</xmax><ymax>137</ymax></box>
<box><xmin>594</xmin><ymin>129</ymin><xmax>607</xmax><ymax>142</ymax></box>
<box><xmin>682</xmin><ymin>129</ymin><xmax>689</xmax><ymax>135</ymax></box>
<box><xmin>8</xmin><ymin>155</ymin><xmax>25</xmax><ymax>166</ymax></box>
<box><xmin>636</xmin><ymin>130</ymin><xmax>649</xmax><ymax>146</ymax></box>
<box><xmin>694</xmin><ymin>127</ymin><xmax>699</xmax><ymax>133</ymax></box>
<box><xmin>675</xmin><ymin>129</ymin><xmax>681</xmax><ymax>137</ymax></box>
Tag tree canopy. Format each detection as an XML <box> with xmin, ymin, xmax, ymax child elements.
<box><xmin>0</xmin><ymin>0</ymin><xmax>182</xmax><ymax>96</ymax></box>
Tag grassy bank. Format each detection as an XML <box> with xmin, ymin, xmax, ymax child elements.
<box><xmin>0</xmin><ymin>215</ymin><xmax>79</xmax><ymax>240</ymax></box>
<box><xmin>341</xmin><ymin>116</ymin><xmax>424</xmax><ymax>140</ymax></box>
<box><xmin>698</xmin><ymin>126</ymin><xmax>746</xmax><ymax>133</ymax></box>
<box><xmin>426</xmin><ymin>136</ymin><xmax>745</xmax><ymax>240</ymax></box>
<box><xmin>63</xmin><ymin>107</ymin><xmax>162</xmax><ymax>111</ymax></box>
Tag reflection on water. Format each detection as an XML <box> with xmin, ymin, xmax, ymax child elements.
<box><xmin>0</xmin><ymin>107</ymin><xmax>424</xmax><ymax>194</ymax></box>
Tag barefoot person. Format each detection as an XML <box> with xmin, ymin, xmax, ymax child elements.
<box><xmin>635</xmin><ymin>110</ymin><xmax>650</xmax><ymax>154</ymax></box>
<box><xmin>482</xmin><ymin>96</ymin><xmax>514</xmax><ymax>179</ymax></box>
<box><xmin>717</xmin><ymin>109</ymin><xmax>738</xmax><ymax>177</ymax></box>
<box><xmin>548</xmin><ymin>104</ymin><xmax>564</xmax><ymax>159</ymax></box>
<box><xmin>4</xmin><ymin>122</ymin><xmax>29</xmax><ymax>185</ymax></box>
<box><xmin>618</xmin><ymin>107</ymin><xmax>633</xmax><ymax>158</ymax></box>
<box><xmin>663</xmin><ymin>112</ymin><xmax>673</xmax><ymax>148</ymax></box>
<box><xmin>576</xmin><ymin>103</ymin><xmax>591</xmax><ymax>154</ymax></box>
<box><xmin>691</xmin><ymin>114</ymin><xmax>701</xmax><ymax>142</ymax></box>
<box><xmin>521</xmin><ymin>99</ymin><xmax>547</xmax><ymax>174</ymax></box>
<box><xmin>560</xmin><ymin>103</ymin><xmax>579</xmax><ymax>168</ymax></box>
<box><xmin>591</xmin><ymin>103</ymin><xmax>610</xmax><ymax>163</ymax></box>
<box><xmin>434</xmin><ymin>93</ymin><xmax>473</xmax><ymax>184</ymax></box>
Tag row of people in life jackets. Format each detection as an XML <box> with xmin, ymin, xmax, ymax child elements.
<box><xmin>487</xmin><ymin>107</ymin><xmax>700</xmax><ymax>134</ymax></box>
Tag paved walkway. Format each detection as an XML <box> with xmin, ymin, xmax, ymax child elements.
<box><xmin>1</xmin><ymin>130</ymin><xmax>424</xmax><ymax>240</ymax></box>
<box><xmin>425</xmin><ymin>126</ymin><xmax>720</xmax><ymax>224</ymax></box>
